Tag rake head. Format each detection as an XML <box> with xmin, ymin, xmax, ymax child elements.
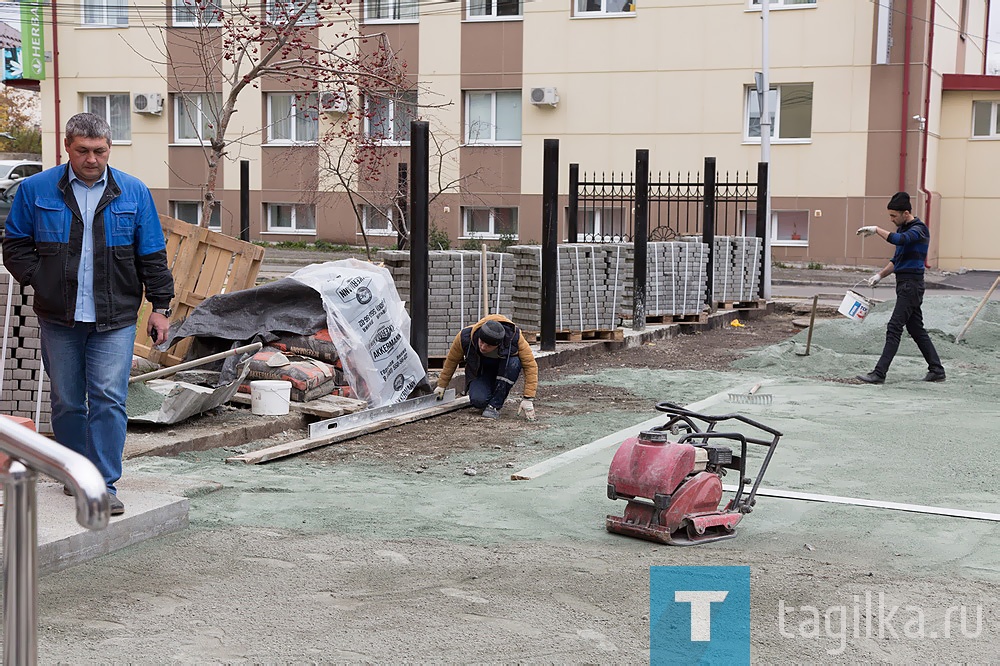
<box><xmin>727</xmin><ymin>392</ymin><xmax>773</xmax><ymax>405</ymax></box>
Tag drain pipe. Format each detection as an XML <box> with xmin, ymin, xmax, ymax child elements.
<box><xmin>919</xmin><ymin>0</ymin><xmax>936</xmax><ymax>268</ymax></box>
<box><xmin>898</xmin><ymin>0</ymin><xmax>914</xmax><ymax>192</ymax></box>
<box><xmin>985</xmin><ymin>0</ymin><xmax>992</xmax><ymax>75</ymax></box>
<box><xmin>50</xmin><ymin>0</ymin><xmax>62</xmax><ymax>165</ymax></box>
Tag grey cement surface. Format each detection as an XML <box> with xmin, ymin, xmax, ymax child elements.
<box><xmin>15</xmin><ymin>293</ymin><xmax>1000</xmax><ymax>663</ymax></box>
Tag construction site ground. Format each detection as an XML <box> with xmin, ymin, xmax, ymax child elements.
<box><xmin>29</xmin><ymin>278</ymin><xmax>1000</xmax><ymax>663</ymax></box>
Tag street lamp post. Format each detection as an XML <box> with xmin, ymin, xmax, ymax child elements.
<box><xmin>759</xmin><ymin>0</ymin><xmax>772</xmax><ymax>299</ymax></box>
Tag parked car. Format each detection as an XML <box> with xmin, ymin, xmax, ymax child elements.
<box><xmin>0</xmin><ymin>179</ymin><xmax>21</xmax><ymax>239</ymax></box>
<box><xmin>0</xmin><ymin>160</ymin><xmax>42</xmax><ymax>195</ymax></box>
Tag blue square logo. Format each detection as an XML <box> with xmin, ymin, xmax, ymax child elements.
<box><xmin>650</xmin><ymin>566</ymin><xmax>750</xmax><ymax>665</ymax></box>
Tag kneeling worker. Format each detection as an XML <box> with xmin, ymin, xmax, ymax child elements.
<box><xmin>434</xmin><ymin>315</ymin><xmax>538</xmax><ymax>420</ymax></box>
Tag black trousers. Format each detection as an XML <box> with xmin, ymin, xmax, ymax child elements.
<box><xmin>468</xmin><ymin>355</ymin><xmax>523</xmax><ymax>410</ymax></box>
<box><xmin>873</xmin><ymin>277</ymin><xmax>944</xmax><ymax>378</ymax></box>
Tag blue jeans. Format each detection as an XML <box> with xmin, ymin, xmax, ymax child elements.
<box><xmin>40</xmin><ymin>320</ymin><xmax>135</xmax><ymax>494</ymax></box>
<box><xmin>468</xmin><ymin>355</ymin><xmax>523</xmax><ymax>411</ymax></box>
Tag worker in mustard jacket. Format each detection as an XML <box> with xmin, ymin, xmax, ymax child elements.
<box><xmin>434</xmin><ymin>314</ymin><xmax>538</xmax><ymax>420</ymax></box>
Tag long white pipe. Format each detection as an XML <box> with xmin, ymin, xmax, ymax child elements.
<box><xmin>761</xmin><ymin>0</ymin><xmax>773</xmax><ymax>299</ymax></box>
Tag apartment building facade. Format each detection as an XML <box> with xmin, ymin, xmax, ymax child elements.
<box><xmin>35</xmin><ymin>0</ymin><xmax>997</xmax><ymax>268</ymax></box>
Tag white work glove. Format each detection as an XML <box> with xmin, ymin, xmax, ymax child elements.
<box><xmin>866</xmin><ymin>274</ymin><xmax>881</xmax><ymax>287</ymax></box>
<box><xmin>517</xmin><ymin>399</ymin><xmax>536</xmax><ymax>421</ymax></box>
<box><xmin>856</xmin><ymin>226</ymin><xmax>878</xmax><ymax>237</ymax></box>
<box><xmin>433</xmin><ymin>386</ymin><xmax>446</xmax><ymax>400</ymax></box>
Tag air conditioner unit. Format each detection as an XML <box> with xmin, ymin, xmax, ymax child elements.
<box><xmin>320</xmin><ymin>90</ymin><xmax>349</xmax><ymax>114</ymax></box>
<box><xmin>529</xmin><ymin>87</ymin><xmax>559</xmax><ymax>107</ymax></box>
<box><xmin>132</xmin><ymin>92</ymin><xmax>163</xmax><ymax>114</ymax></box>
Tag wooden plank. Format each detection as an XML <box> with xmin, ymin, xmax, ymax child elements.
<box><xmin>226</xmin><ymin>396</ymin><xmax>471</xmax><ymax>465</ymax></box>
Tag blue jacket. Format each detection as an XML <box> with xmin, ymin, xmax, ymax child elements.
<box><xmin>2</xmin><ymin>163</ymin><xmax>174</xmax><ymax>330</ymax></box>
<box><xmin>887</xmin><ymin>217</ymin><xmax>929</xmax><ymax>276</ymax></box>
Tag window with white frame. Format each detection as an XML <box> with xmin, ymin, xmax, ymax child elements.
<box><xmin>465</xmin><ymin>91</ymin><xmax>521</xmax><ymax>145</ymax></box>
<box><xmin>749</xmin><ymin>0</ymin><xmax>816</xmax><ymax>8</ymax></box>
<box><xmin>364</xmin><ymin>0</ymin><xmax>418</xmax><ymax>22</ymax></box>
<box><xmin>972</xmin><ymin>101</ymin><xmax>1000</xmax><ymax>138</ymax></box>
<box><xmin>173</xmin><ymin>201</ymin><xmax>221</xmax><ymax>229</ymax></box>
<box><xmin>467</xmin><ymin>0</ymin><xmax>521</xmax><ymax>20</ymax></box>
<box><xmin>267</xmin><ymin>203</ymin><xmax>316</xmax><ymax>232</ymax></box>
<box><xmin>267</xmin><ymin>0</ymin><xmax>318</xmax><ymax>25</ymax></box>
<box><xmin>267</xmin><ymin>93</ymin><xmax>319</xmax><ymax>143</ymax></box>
<box><xmin>175</xmin><ymin>93</ymin><xmax>222</xmax><ymax>144</ymax></box>
<box><xmin>745</xmin><ymin>83</ymin><xmax>813</xmax><ymax>142</ymax></box>
<box><xmin>574</xmin><ymin>0</ymin><xmax>634</xmax><ymax>16</ymax></box>
<box><xmin>360</xmin><ymin>204</ymin><xmax>397</xmax><ymax>236</ymax></box>
<box><xmin>363</xmin><ymin>91</ymin><xmax>417</xmax><ymax>144</ymax></box>
<box><xmin>573</xmin><ymin>207</ymin><xmax>629</xmax><ymax>242</ymax></box>
<box><xmin>173</xmin><ymin>0</ymin><xmax>222</xmax><ymax>26</ymax></box>
<box><xmin>462</xmin><ymin>207</ymin><xmax>518</xmax><ymax>238</ymax></box>
<box><xmin>84</xmin><ymin>94</ymin><xmax>131</xmax><ymax>141</ymax></box>
<box><xmin>745</xmin><ymin>209</ymin><xmax>808</xmax><ymax>245</ymax></box>
<box><xmin>83</xmin><ymin>0</ymin><xmax>127</xmax><ymax>26</ymax></box>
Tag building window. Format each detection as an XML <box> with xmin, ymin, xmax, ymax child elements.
<box><xmin>746</xmin><ymin>209</ymin><xmax>808</xmax><ymax>246</ymax></box>
<box><xmin>573</xmin><ymin>207</ymin><xmax>629</xmax><ymax>242</ymax></box>
<box><xmin>749</xmin><ymin>0</ymin><xmax>816</xmax><ymax>8</ymax></box>
<box><xmin>360</xmin><ymin>204</ymin><xmax>397</xmax><ymax>236</ymax></box>
<box><xmin>83</xmin><ymin>0</ymin><xmax>127</xmax><ymax>26</ymax></box>
<box><xmin>84</xmin><ymin>94</ymin><xmax>131</xmax><ymax>141</ymax></box>
<box><xmin>972</xmin><ymin>101</ymin><xmax>1000</xmax><ymax>138</ymax></box>
<box><xmin>267</xmin><ymin>203</ymin><xmax>316</xmax><ymax>233</ymax></box>
<box><xmin>462</xmin><ymin>207</ymin><xmax>518</xmax><ymax>238</ymax></box>
<box><xmin>468</xmin><ymin>0</ymin><xmax>522</xmax><ymax>20</ymax></box>
<box><xmin>175</xmin><ymin>93</ymin><xmax>222</xmax><ymax>144</ymax></box>
<box><xmin>173</xmin><ymin>0</ymin><xmax>223</xmax><ymax>26</ymax></box>
<box><xmin>363</xmin><ymin>91</ymin><xmax>418</xmax><ymax>144</ymax></box>
<box><xmin>173</xmin><ymin>201</ymin><xmax>221</xmax><ymax>229</ymax></box>
<box><xmin>465</xmin><ymin>91</ymin><xmax>521</xmax><ymax>145</ymax></box>
<box><xmin>363</xmin><ymin>0</ymin><xmax>418</xmax><ymax>22</ymax></box>
<box><xmin>574</xmin><ymin>0</ymin><xmax>634</xmax><ymax>15</ymax></box>
<box><xmin>745</xmin><ymin>83</ymin><xmax>813</xmax><ymax>142</ymax></box>
<box><xmin>267</xmin><ymin>93</ymin><xmax>319</xmax><ymax>143</ymax></box>
<box><xmin>267</xmin><ymin>0</ymin><xmax>318</xmax><ymax>25</ymax></box>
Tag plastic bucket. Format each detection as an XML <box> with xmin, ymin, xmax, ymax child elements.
<box><xmin>250</xmin><ymin>380</ymin><xmax>292</xmax><ymax>416</ymax></box>
<box><xmin>838</xmin><ymin>290</ymin><xmax>872</xmax><ymax>322</ymax></box>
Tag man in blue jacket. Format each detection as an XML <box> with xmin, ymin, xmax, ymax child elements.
<box><xmin>2</xmin><ymin>113</ymin><xmax>174</xmax><ymax>515</ymax></box>
<box><xmin>855</xmin><ymin>191</ymin><xmax>945</xmax><ymax>385</ymax></box>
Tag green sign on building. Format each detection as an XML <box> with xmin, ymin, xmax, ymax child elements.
<box><xmin>20</xmin><ymin>0</ymin><xmax>45</xmax><ymax>81</ymax></box>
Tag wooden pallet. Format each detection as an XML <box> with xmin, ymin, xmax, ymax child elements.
<box><xmin>134</xmin><ymin>216</ymin><xmax>266</xmax><ymax>367</ymax></box>
<box><xmin>522</xmin><ymin>329</ymin><xmax>624</xmax><ymax>342</ymax></box>
<box><xmin>715</xmin><ymin>299</ymin><xmax>767</xmax><ymax>311</ymax></box>
<box><xmin>646</xmin><ymin>312</ymin><xmax>708</xmax><ymax>324</ymax></box>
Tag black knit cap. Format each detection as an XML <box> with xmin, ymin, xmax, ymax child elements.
<box><xmin>887</xmin><ymin>191</ymin><xmax>911</xmax><ymax>212</ymax></box>
<box><xmin>478</xmin><ymin>320</ymin><xmax>505</xmax><ymax>346</ymax></box>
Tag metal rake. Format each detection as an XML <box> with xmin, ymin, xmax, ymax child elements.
<box><xmin>727</xmin><ymin>383</ymin><xmax>773</xmax><ymax>405</ymax></box>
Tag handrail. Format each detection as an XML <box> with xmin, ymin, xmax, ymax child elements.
<box><xmin>0</xmin><ymin>417</ymin><xmax>109</xmax><ymax>665</ymax></box>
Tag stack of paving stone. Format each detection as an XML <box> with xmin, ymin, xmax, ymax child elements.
<box><xmin>0</xmin><ymin>270</ymin><xmax>51</xmax><ymax>433</ymax></box>
<box><xmin>615</xmin><ymin>240</ymin><xmax>709</xmax><ymax>318</ymax></box>
<box><xmin>377</xmin><ymin>250</ymin><xmax>515</xmax><ymax>356</ymax></box>
<box><xmin>507</xmin><ymin>244</ymin><xmax>630</xmax><ymax>332</ymax></box>
<box><xmin>712</xmin><ymin>235</ymin><xmax>762</xmax><ymax>303</ymax></box>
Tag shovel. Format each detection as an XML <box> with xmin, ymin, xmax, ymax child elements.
<box><xmin>129</xmin><ymin>341</ymin><xmax>263</xmax><ymax>384</ymax></box>
<box><xmin>796</xmin><ymin>294</ymin><xmax>819</xmax><ymax>357</ymax></box>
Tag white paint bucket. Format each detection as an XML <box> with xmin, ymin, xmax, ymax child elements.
<box><xmin>250</xmin><ymin>380</ymin><xmax>292</xmax><ymax>416</ymax></box>
<box><xmin>838</xmin><ymin>290</ymin><xmax>872</xmax><ymax>322</ymax></box>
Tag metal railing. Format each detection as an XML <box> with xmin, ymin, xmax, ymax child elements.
<box><xmin>0</xmin><ymin>417</ymin><xmax>109</xmax><ymax>665</ymax></box>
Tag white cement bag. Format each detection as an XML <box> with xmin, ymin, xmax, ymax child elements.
<box><xmin>289</xmin><ymin>260</ymin><xmax>426</xmax><ymax>408</ymax></box>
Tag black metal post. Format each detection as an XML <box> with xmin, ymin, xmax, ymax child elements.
<box><xmin>541</xmin><ymin>139</ymin><xmax>559</xmax><ymax>352</ymax></box>
<box><xmin>702</xmin><ymin>156</ymin><xmax>717</xmax><ymax>310</ymax></box>
<box><xmin>567</xmin><ymin>163</ymin><xmax>579</xmax><ymax>243</ymax></box>
<box><xmin>409</xmin><ymin>121</ymin><xmax>429</xmax><ymax>367</ymax></box>
<box><xmin>239</xmin><ymin>160</ymin><xmax>250</xmax><ymax>242</ymax></box>
<box><xmin>396</xmin><ymin>162</ymin><xmax>408</xmax><ymax>250</ymax></box>
<box><xmin>632</xmin><ymin>149</ymin><xmax>649</xmax><ymax>331</ymax></box>
<box><xmin>756</xmin><ymin>162</ymin><xmax>769</xmax><ymax>299</ymax></box>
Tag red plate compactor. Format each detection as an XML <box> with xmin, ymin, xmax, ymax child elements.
<box><xmin>606</xmin><ymin>402</ymin><xmax>782</xmax><ymax>546</ymax></box>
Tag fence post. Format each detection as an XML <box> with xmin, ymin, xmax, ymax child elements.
<box><xmin>541</xmin><ymin>139</ymin><xmax>559</xmax><ymax>352</ymax></box>
<box><xmin>702</xmin><ymin>156</ymin><xmax>717</xmax><ymax>311</ymax></box>
<box><xmin>409</xmin><ymin>121</ymin><xmax>429</xmax><ymax>367</ymax></box>
<box><xmin>239</xmin><ymin>160</ymin><xmax>250</xmax><ymax>242</ymax></box>
<box><xmin>632</xmin><ymin>149</ymin><xmax>649</xmax><ymax>331</ymax></box>
<box><xmin>396</xmin><ymin>162</ymin><xmax>409</xmax><ymax>251</ymax></box>
<box><xmin>567</xmin><ymin>163</ymin><xmax>579</xmax><ymax>243</ymax></box>
<box><xmin>756</xmin><ymin>162</ymin><xmax>769</xmax><ymax>299</ymax></box>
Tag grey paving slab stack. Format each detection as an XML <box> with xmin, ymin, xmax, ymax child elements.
<box><xmin>712</xmin><ymin>235</ymin><xmax>762</xmax><ymax>303</ymax></box>
<box><xmin>377</xmin><ymin>249</ymin><xmax>515</xmax><ymax>357</ymax></box>
<box><xmin>617</xmin><ymin>240</ymin><xmax>709</xmax><ymax>318</ymax></box>
<box><xmin>0</xmin><ymin>269</ymin><xmax>52</xmax><ymax>433</ymax></box>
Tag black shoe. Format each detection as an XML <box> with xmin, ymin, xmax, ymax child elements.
<box><xmin>856</xmin><ymin>372</ymin><xmax>885</xmax><ymax>384</ymax></box>
<box><xmin>922</xmin><ymin>371</ymin><xmax>946</xmax><ymax>382</ymax></box>
<box><xmin>109</xmin><ymin>494</ymin><xmax>125</xmax><ymax>516</ymax></box>
<box><xmin>63</xmin><ymin>485</ymin><xmax>73</xmax><ymax>496</ymax></box>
